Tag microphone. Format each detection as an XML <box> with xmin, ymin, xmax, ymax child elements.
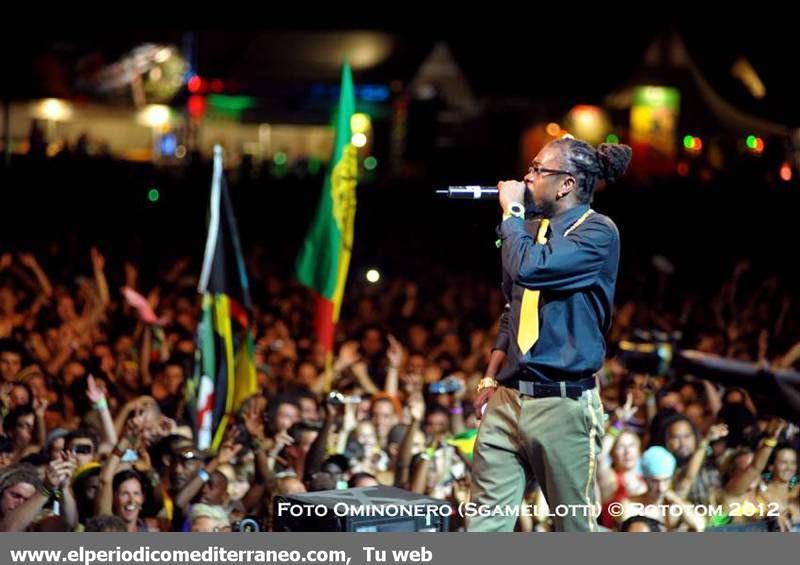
<box><xmin>437</xmin><ymin>184</ymin><xmax>539</xmax><ymax>217</ymax></box>
<box><xmin>435</xmin><ymin>186</ymin><xmax>498</xmax><ymax>199</ymax></box>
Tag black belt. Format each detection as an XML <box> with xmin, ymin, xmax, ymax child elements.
<box><xmin>502</xmin><ymin>376</ymin><xmax>596</xmax><ymax>400</ymax></box>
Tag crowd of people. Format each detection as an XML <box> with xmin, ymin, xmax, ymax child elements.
<box><xmin>0</xmin><ymin>243</ymin><xmax>797</xmax><ymax>532</ymax></box>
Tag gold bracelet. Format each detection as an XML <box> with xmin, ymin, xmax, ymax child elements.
<box><xmin>763</xmin><ymin>437</ymin><xmax>778</xmax><ymax>448</ymax></box>
<box><xmin>476</xmin><ymin>377</ymin><xmax>498</xmax><ymax>393</ymax></box>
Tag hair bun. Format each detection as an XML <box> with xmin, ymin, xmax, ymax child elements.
<box><xmin>596</xmin><ymin>143</ymin><xmax>632</xmax><ymax>183</ymax></box>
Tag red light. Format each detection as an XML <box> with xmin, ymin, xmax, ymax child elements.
<box><xmin>677</xmin><ymin>162</ymin><xmax>689</xmax><ymax>176</ymax></box>
<box><xmin>210</xmin><ymin>79</ymin><xmax>224</xmax><ymax>93</ymax></box>
<box><xmin>188</xmin><ymin>95</ymin><xmax>206</xmax><ymax>119</ymax></box>
<box><xmin>755</xmin><ymin>138</ymin><xmax>765</xmax><ymax>153</ymax></box>
<box><xmin>780</xmin><ymin>163</ymin><xmax>793</xmax><ymax>181</ymax></box>
<box><xmin>188</xmin><ymin>75</ymin><xmax>202</xmax><ymax>93</ymax></box>
<box><xmin>692</xmin><ymin>137</ymin><xmax>703</xmax><ymax>151</ymax></box>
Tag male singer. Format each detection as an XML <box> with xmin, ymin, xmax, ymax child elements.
<box><xmin>468</xmin><ymin>137</ymin><xmax>632</xmax><ymax>531</ymax></box>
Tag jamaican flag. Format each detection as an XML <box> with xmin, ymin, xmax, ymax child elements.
<box><xmin>189</xmin><ymin>145</ymin><xmax>257</xmax><ymax>451</ymax></box>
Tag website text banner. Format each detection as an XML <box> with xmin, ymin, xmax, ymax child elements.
<box><xmin>1</xmin><ymin>533</ymin><xmax>797</xmax><ymax>565</ymax></box>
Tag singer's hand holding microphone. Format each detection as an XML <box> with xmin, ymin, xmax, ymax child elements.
<box><xmin>496</xmin><ymin>180</ymin><xmax>526</xmax><ymax>214</ymax></box>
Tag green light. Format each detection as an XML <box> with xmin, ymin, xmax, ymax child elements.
<box><xmin>746</xmin><ymin>135</ymin><xmax>757</xmax><ymax>149</ymax></box>
<box><xmin>364</xmin><ymin>156</ymin><xmax>378</xmax><ymax>170</ymax></box>
<box><xmin>606</xmin><ymin>134</ymin><xmax>619</xmax><ymax>144</ymax></box>
<box><xmin>147</xmin><ymin>188</ymin><xmax>160</xmax><ymax>202</ymax></box>
<box><xmin>207</xmin><ymin>94</ymin><xmax>256</xmax><ymax>112</ymax></box>
<box><xmin>683</xmin><ymin>135</ymin><xmax>694</xmax><ymax>149</ymax></box>
<box><xmin>273</xmin><ymin>152</ymin><xmax>287</xmax><ymax>166</ymax></box>
<box><xmin>632</xmin><ymin>86</ymin><xmax>680</xmax><ymax>110</ymax></box>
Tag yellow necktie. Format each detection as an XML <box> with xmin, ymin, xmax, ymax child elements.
<box><xmin>517</xmin><ymin>218</ymin><xmax>549</xmax><ymax>354</ymax></box>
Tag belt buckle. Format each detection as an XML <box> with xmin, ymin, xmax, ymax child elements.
<box><xmin>518</xmin><ymin>380</ymin><xmax>535</xmax><ymax>396</ymax></box>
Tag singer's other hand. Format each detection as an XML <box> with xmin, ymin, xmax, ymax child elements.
<box><xmin>473</xmin><ymin>387</ymin><xmax>496</xmax><ymax>420</ymax></box>
<box><xmin>497</xmin><ymin>180</ymin><xmax>525</xmax><ymax>213</ymax></box>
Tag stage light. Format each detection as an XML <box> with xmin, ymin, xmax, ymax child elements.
<box><xmin>780</xmin><ymin>162</ymin><xmax>792</xmax><ymax>181</ymax></box>
<box><xmin>565</xmin><ymin>105</ymin><xmax>611</xmax><ymax>145</ymax></box>
<box><xmin>188</xmin><ymin>75</ymin><xmax>202</xmax><ymax>93</ymax></box>
<box><xmin>34</xmin><ymin>98</ymin><xmax>73</xmax><ymax>122</ymax></box>
<box><xmin>137</xmin><ymin>105</ymin><xmax>171</xmax><ymax>128</ymax></box>
<box><xmin>351</xmin><ymin>113</ymin><xmax>371</xmax><ymax>134</ymax></box>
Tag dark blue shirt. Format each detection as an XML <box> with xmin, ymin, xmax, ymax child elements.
<box><xmin>494</xmin><ymin>203</ymin><xmax>620</xmax><ymax>383</ymax></box>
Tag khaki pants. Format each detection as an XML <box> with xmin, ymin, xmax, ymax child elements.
<box><xmin>467</xmin><ymin>385</ymin><xmax>605</xmax><ymax>532</ymax></box>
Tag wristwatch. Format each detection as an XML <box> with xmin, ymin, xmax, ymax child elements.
<box><xmin>476</xmin><ymin>377</ymin><xmax>498</xmax><ymax>393</ymax></box>
<box><xmin>502</xmin><ymin>203</ymin><xmax>525</xmax><ymax>222</ymax></box>
<box><xmin>507</xmin><ymin>202</ymin><xmax>525</xmax><ymax>217</ymax></box>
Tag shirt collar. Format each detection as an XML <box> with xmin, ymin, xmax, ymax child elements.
<box><xmin>547</xmin><ymin>203</ymin><xmax>591</xmax><ymax>236</ymax></box>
